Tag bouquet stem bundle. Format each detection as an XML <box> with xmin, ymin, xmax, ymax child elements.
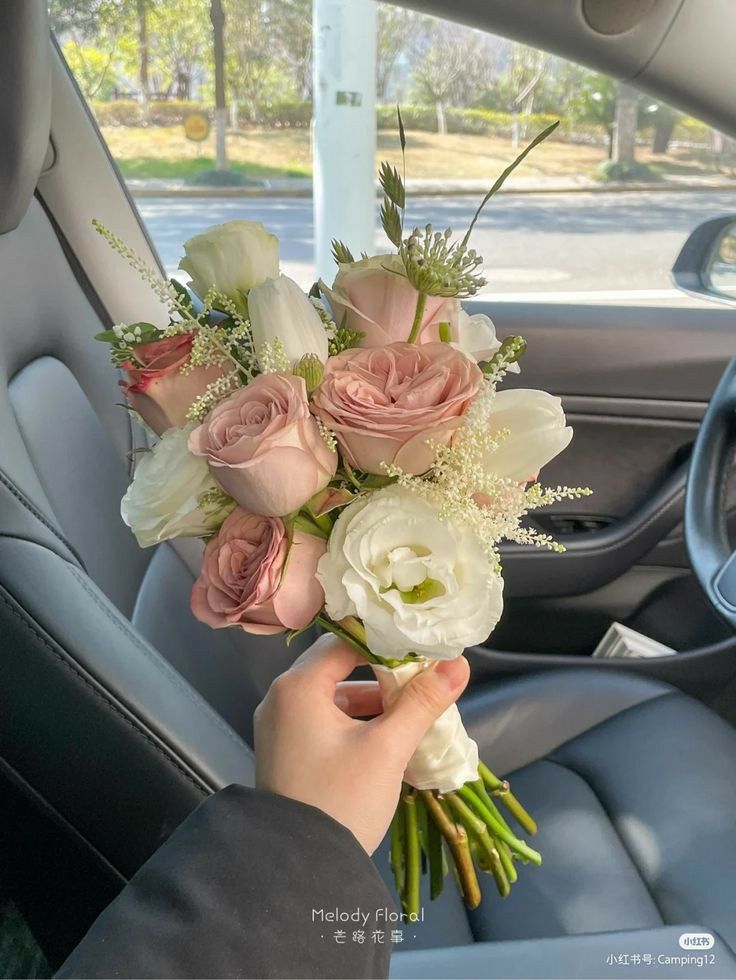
<box><xmin>393</xmin><ymin>765</ymin><xmax>539</xmax><ymax>917</ymax></box>
<box><xmin>322</xmin><ymin>613</ymin><xmax>540</xmax><ymax>916</ymax></box>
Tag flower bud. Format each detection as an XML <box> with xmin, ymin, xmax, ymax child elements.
<box><xmin>294</xmin><ymin>353</ymin><xmax>325</xmax><ymax>394</ymax></box>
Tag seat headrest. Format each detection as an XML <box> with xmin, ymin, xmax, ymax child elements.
<box><xmin>0</xmin><ymin>0</ymin><xmax>51</xmax><ymax>235</ymax></box>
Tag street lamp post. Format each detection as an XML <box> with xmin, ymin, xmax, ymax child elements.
<box><xmin>313</xmin><ymin>0</ymin><xmax>377</xmax><ymax>281</ymax></box>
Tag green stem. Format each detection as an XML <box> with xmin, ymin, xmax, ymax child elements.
<box><xmin>457</xmin><ymin>785</ymin><xmax>542</xmax><ymax>866</ymax></box>
<box><xmin>314</xmin><ymin>615</ymin><xmax>381</xmax><ymax>664</ymax></box>
<box><xmin>446</xmin><ymin>793</ymin><xmax>510</xmax><ymax>899</ymax></box>
<box><xmin>420</xmin><ymin>791</ymin><xmax>481</xmax><ymax>909</ymax></box>
<box><xmin>293</xmin><ymin>513</ymin><xmax>328</xmax><ymax>540</ymax></box>
<box><xmin>478</xmin><ymin>762</ymin><xmax>538</xmax><ymax>836</ymax></box>
<box><xmin>390</xmin><ymin>805</ymin><xmax>406</xmax><ymax>898</ymax></box>
<box><xmin>406</xmin><ymin>292</ymin><xmax>428</xmax><ymax>343</ymax></box>
<box><xmin>424</xmin><ymin>797</ymin><xmax>445</xmax><ymax>900</ymax></box>
<box><xmin>472</xmin><ymin>779</ymin><xmax>513</xmax><ymax>834</ymax></box>
<box><xmin>402</xmin><ymin>789</ymin><xmax>421</xmax><ymax>920</ymax></box>
<box><xmin>497</xmin><ymin>840</ymin><xmax>518</xmax><ymax>885</ymax></box>
<box><xmin>310</xmin><ymin>511</ymin><xmax>334</xmax><ymax>536</ymax></box>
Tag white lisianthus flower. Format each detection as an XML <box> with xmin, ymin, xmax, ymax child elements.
<box><xmin>484</xmin><ymin>388</ymin><xmax>573</xmax><ymax>482</ymax></box>
<box><xmin>317</xmin><ymin>487</ymin><xmax>503</xmax><ymax>659</ymax></box>
<box><xmin>121</xmin><ymin>425</ymin><xmax>234</xmax><ymax>548</ymax></box>
<box><xmin>248</xmin><ymin>274</ymin><xmax>329</xmax><ymax>369</ymax></box>
<box><xmin>179</xmin><ymin>220</ymin><xmax>279</xmax><ymax>310</ymax></box>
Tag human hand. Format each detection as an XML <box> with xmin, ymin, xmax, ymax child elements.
<box><xmin>254</xmin><ymin>634</ymin><xmax>470</xmax><ymax>854</ymax></box>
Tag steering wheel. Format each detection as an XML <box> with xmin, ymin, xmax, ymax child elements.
<box><xmin>685</xmin><ymin>356</ymin><xmax>736</xmax><ymax>629</ymax></box>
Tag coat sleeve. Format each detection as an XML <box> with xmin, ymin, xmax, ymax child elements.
<box><xmin>56</xmin><ymin>784</ymin><xmax>396</xmax><ymax>980</ymax></box>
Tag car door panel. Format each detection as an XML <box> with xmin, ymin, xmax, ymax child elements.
<box><xmin>468</xmin><ymin>299</ymin><xmax>735</xmax><ymax>653</ymax></box>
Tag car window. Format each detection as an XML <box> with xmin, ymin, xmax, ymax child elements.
<box><xmin>49</xmin><ymin>0</ymin><xmax>736</xmax><ymax>302</ymax></box>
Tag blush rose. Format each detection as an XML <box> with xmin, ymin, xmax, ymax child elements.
<box><xmin>191</xmin><ymin>507</ymin><xmax>326</xmax><ymax>634</ymax></box>
<box><xmin>321</xmin><ymin>254</ymin><xmax>455</xmax><ymax>348</ymax></box>
<box><xmin>188</xmin><ymin>373</ymin><xmax>337</xmax><ymax>517</ymax></box>
<box><xmin>312</xmin><ymin>342</ymin><xmax>483</xmax><ymax>475</ymax></box>
<box><xmin>121</xmin><ymin>333</ymin><xmax>224</xmax><ymax>435</ymax></box>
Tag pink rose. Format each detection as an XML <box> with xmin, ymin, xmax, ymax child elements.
<box><xmin>312</xmin><ymin>342</ymin><xmax>482</xmax><ymax>475</ymax></box>
<box><xmin>121</xmin><ymin>333</ymin><xmax>224</xmax><ymax>435</ymax></box>
<box><xmin>321</xmin><ymin>255</ymin><xmax>457</xmax><ymax>348</ymax></box>
<box><xmin>188</xmin><ymin>373</ymin><xmax>337</xmax><ymax>517</ymax></box>
<box><xmin>191</xmin><ymin>507</ymin><xmax>325</xmax><ymax>634</ymax></box>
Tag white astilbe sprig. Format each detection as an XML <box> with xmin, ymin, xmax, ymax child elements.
<box><xmin>383</xmin><ymin>372</ymin><xmax>591</xmax><ymax>575</ymax></box>
<box><xmin>186</xmin><ymin>370</ymin><xmax>242</xmax><ymax>422</ymax></box>
<box><xmin>257</xmin><ymin>339</ymin><xmax>291</xmax><ymax>374</ymax></box>
<box><xmin>93</xmin><ymin>220</ymin><xmax>193</xmax><ymax>321</ymax></box>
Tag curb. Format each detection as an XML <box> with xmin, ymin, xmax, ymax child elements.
<box><xmin>129</xmin><ymin>180</ymin><xmax>736</xmax><ymax>199</ymax></box>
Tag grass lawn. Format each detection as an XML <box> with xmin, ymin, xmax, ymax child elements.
<box><xmin>102</xmin><ymin>124</ymin><xmax>724</xmax><ymax>183</ymax></box>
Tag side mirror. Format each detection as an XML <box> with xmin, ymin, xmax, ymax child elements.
<box><xmin>672</xmin><ymin>215</ymin><xmax>736</xmax><ymax>303</ymax></box>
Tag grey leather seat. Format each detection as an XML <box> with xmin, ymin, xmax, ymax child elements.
<box><xmin>2</xmin><ymin>4</ymin><xmax>736</xmax><ymax>976</ymax></box>
<box><xmin>388</xmin><ymin>671</ymin><xmax>736</xmax><ymax>976</ymax></box>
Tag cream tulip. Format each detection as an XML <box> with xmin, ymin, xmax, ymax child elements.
<box><xmin>483</xmin><ymin>388</ymin><xmax>573</xmax><ymax>482</ymax></box>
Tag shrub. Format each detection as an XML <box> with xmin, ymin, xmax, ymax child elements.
<box><xmin>594</xmin><ymin>160</ymin><xmax>662</xmax><ymax>183</ymax></box>
<box><xmin>376</xmin><ymin>104</ymin><xmax>565</xmax><ymax>139</ymax></box>
<box><xmin>92</xmin><ymin>100</ymin><xmax>145</xmax><ymax>126</ymax></box>
<box><xmin>251</xmin><ymin>100</ymin><xmax>313</xmax><ymax>128</ymax></box>
<box><xmin>91</xmin><ymin>100</ymin><xmax>204</xmax><ymax>127</ymax></box>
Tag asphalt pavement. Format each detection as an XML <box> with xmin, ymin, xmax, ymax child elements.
<box><xmin>136</xmin><ymin>189</ymin><xmax>735</xmax><ymax>300</ymax></box>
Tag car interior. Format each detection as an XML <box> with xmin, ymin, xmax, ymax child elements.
<box><xmin>1</xmin><ymin>0</ymin><xmax>736</xmax><ymax>977</ymax></box>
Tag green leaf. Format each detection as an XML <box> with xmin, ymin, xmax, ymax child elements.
<box><xmin>169</xmin><ymin>277</ymin><xmax>193</xmax><ymax>310</ymax></box>
<box><xmin>331</xmin><ymin>239</ymin><xmax>355</xmax><ymax>265</ymax></box>
<box><xmin>94</xmin><ymin>321</ymin><xmax>159</xmax><ymax>344</ymax></box>
<box><xmin>378</xmin><ymin>160</ymin><xmax>405</xmax><ymax>210</ymax></box>
<box><xmin>381</xmin><ymin>197</ymin><xmax>403</xmax><ymax>248</ymax></box>
<box><xmin>397</xmin><ymin>104</ymin><xmax>406</xmax><ymax>153</ymax></box>
<box><xmin>461</xmin><ymin>121</ymin><xmax>560</xmax><ymax>248</ymax></box>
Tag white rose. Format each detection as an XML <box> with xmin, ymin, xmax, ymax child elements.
<box><xmin>483</xmin><ymin>388</ymin><xmax>573</xmax><ymax>483</ymax></box>
<box><xmin>317</xmin><ymin>487</ymin><xmax>503</xmax><ymax>659</ymax></box>
<box><xmin>454</xmin><ymin>308</ymin><xmax>519</xmax><ymax>372</ymax></box>
<box><xmin>121</xmin><ymin>425</ymin><xmax>234</xmax><ymax>548</ymax></box>
<box><xmin>179</xmin><ymin>220</ymin><xmax>279</xmax><ymax>311</ymax></box>
<box><xmin>248</xmin><ymin>274</ymin><xmax>329</xmax><ymax>369</ymax></box>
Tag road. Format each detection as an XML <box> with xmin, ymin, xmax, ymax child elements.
<box><xmin>137</xmin><ymin>189</ymin><xmax>735</xmax><ymax>299</ymax></box>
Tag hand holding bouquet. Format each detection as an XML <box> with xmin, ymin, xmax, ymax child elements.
<box><xmin>95</xmin><ymin>117</ymin><xmax>590</xmax><ymax>917</ymax></box>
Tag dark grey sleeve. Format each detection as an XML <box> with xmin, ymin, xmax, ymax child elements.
<box><xmin>57</xmin><ymin>785</ymin><xmax>395</xmax><ymax>979</ymax></box>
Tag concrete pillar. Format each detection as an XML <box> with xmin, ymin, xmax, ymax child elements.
<box><xmin>313</xmin><ymin>0</ymin><xmax>377</xmax><ymax>281</ymax></box>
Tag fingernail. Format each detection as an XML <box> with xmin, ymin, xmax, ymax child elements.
<box><xmin>434</xmin><ymin>658</ymin><xmax>469</xmax><ymax>695</ymax></box>
<box><xmin>334</xmin><ymin>693</ymin><xmax>350</xmax><ymax>712</ymax></box>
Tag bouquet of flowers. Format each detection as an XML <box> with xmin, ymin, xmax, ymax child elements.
<box><xmin>95</xmin><ymin>118</ymin><xmax>590</xmax><ymax>918</ymax></box>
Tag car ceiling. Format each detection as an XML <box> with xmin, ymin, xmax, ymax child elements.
<box><xmin>393</xmin><ymin>0</ymin><xmax>736</xmax><ymax>138</ymax></box>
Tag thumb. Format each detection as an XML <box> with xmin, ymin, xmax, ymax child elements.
<box><xmin>378</xmin><ymin>657</ymin><xmax>470</xmax><ymax>758</ymax></box>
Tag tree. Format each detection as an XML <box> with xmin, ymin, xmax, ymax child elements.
<box><xmin>410</xmin><ymin>38</ymin><xmax>461</xmax><ymax>133</ymax></box>
<box><xmin>376</xmin><ymin>6</ymin><xmax>421</xmax><ymax>101</ymax></box>
<box><xmin>136</xmin><ymin>0</ymin><xmax>151</xmax><ymax>103</ymax></box>
<box><xmin>640</xmin><ymin>100</ymin><xmax>681</xmax><ymax>154</ymax></box>
<box><xmin>225</xmin><ymin>0</ymin><xmax>295</xmax><ymax>122</ymax></box>
<box><xmin>409</xmin><ymin>20</ymin><xmax>499</xmax><ymax>133</ymax></box>
<box><xmin>149</xmin><ymin>0</ymin><xmax>209</xmax><ymax>100</ymax></box>
<box><xmin>264</xmin><ymin>0</ymin><xmax>313</xmax><ymax>100</ymax></box>
<box><xmin>569</xmin><ymin>71</ymin><xmax>618</xmax><ymax>155</ymax></box>
<box><xmin>51</xmin><ymin>0</ymin><xmax>136</xmax><ymax>100</ymax></box>
<box><xmin>61</xmin><ymin>39</ymin><xmax>118</xmax><ymax>99</ymax></box>
<box><xmin>210</xmin><ymin>0</ymin><xmax>228</xmax><ymax>171</ymax></box>
<box><xmin>612</xmin><ymin>82</ymin><xmax>638</xmax><ymax>164</ymax></box>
